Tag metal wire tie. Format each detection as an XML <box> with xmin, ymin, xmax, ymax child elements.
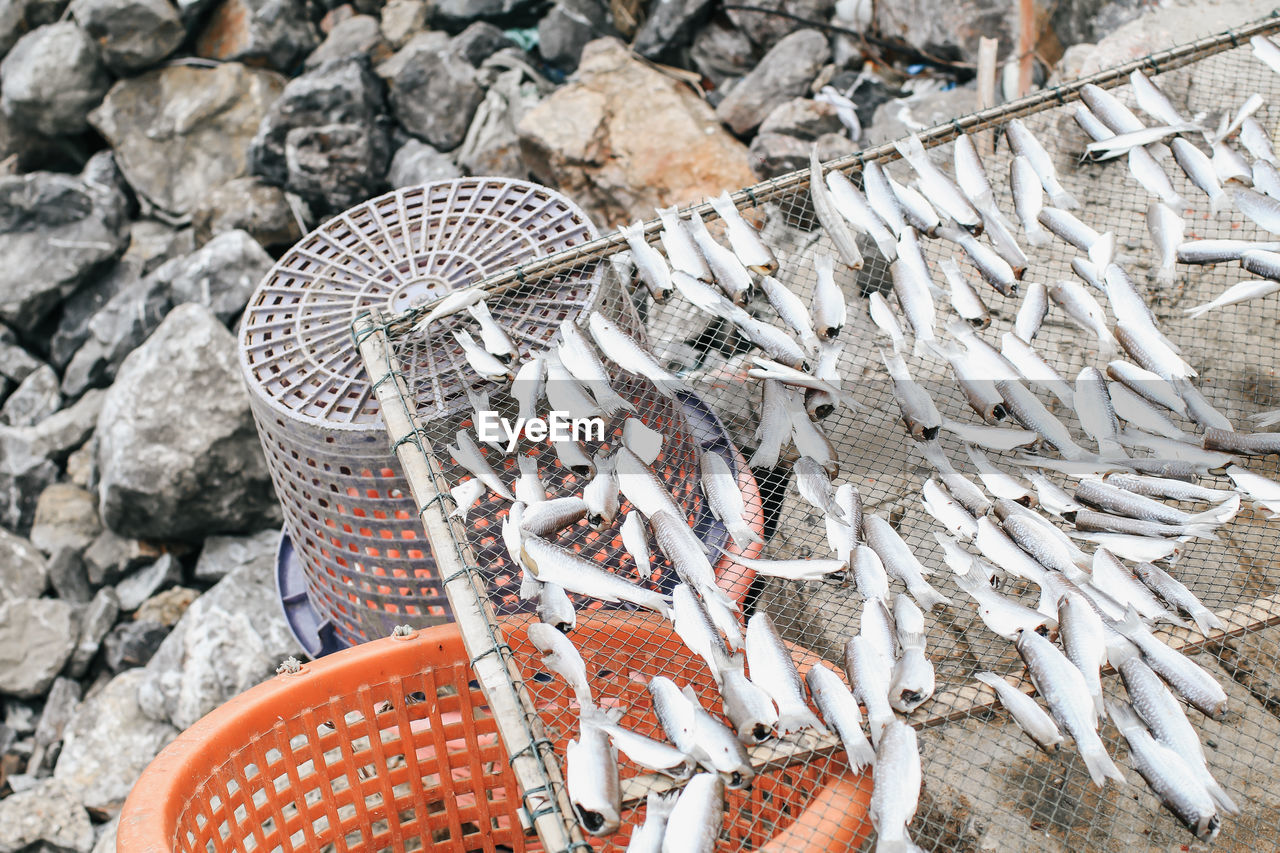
<box><xmin>419</xmin><ymin>491</ymin><xmax>457</xmax><ymax>514</ymax></box>
<box><xmin>471</xmin><ymin>641</ymin><xmax>514</xmax><ymax>665</ymax></box>
<box><xmin>1145</xmin><ymin>56</ymin><xmax>1161</xmax><ymax>73</ymax></box>
<box><xmin>565</xmin><ymin>842</ymin><xmax>596</xmax><ymax>853</ymax></box>
<box><xmin>507</xmin><ymin>736</ymin><xmax>555</xmax><ymax>764</ymax></box>
<box><xmin>1229</xmin><ymin>29</ymin><xmax>1241</xmax><ymax>47</ymax></box>
<box><xmin>1053</xmin><ymin>86</ymin><xmax>1067</xmax><ymax>105</ymax></box>
<box><xmin>744</xmin><ymin>187</ymin><xmax>761</xmax><ymax>208</ymax></box>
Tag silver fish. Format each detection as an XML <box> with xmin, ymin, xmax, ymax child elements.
<box><xmin>882</xmin><ymin>348</ymin><xmax>941</xmax><ymax>441</ymax></box>
<box><xmin>1080</xmin><ymin>83</ymin><xmax>1145</xmax><ymax>134</ymax></box>
<box><xmin>522</xmin><ymin>500</ymin><xmax>589</xmax><ymax>539</ymax></box>
<box><xmin>1252</xmin><ymin>34</ymin><xmax>1280</xmax><ymax>76</ymax></box>
<box><xmin>1000</xmin><ymin>333</ymin><xmax>1073</xmax><ymax>406</ymax></box>
<box><xmin>724</xmin><ymin>550</ymin><xmax>847</xmax><ymax>583</ymax></box>
<box><xmin>788</xmin><ymin>396</ymin><xmax>839</xmax><ymax>476</ymax></box>
<box><xmin>760</xmin><ymin>275</ymin><xmax>819</xmax><ymax>352</ymax></box>
<box><xmin>922</xmin><ymin>476</ymin><xmax>978</xmax><ymax>540</ymax></box>
<box><xmin>1074</xmin><ymin>367</ymin><xmax>1125</xmax><ymax>459</ymax></box>
<box><xmin>827</xmin><ymin>482</ymin><xmax>863</xmax><ymax>563</ymax></box>
<box><xmin>567</xmin><ymin>710</ymin><xmax>622</xmax><ymax>835</ymax></box>
<box><xmin>1073</xmin><ymin>507</ymin><xmax>1217</xmax><ymax>540</ymax></box>
<box><xmin>863</xmin><ymin>159</ymin><xmax>908</xmax><ymax>238</ymax></box>
<box><xmin>864</xmin><ymin>514</ymin><xmax>950</xmax><ymax>610</ymax></box>
<box><xmin>521</xmin><ymin>534</ymin><xmax>671</xmax><ymax>614</ymax></box>
<box><xmin>1058</xmin><ymin>591</ymin><xmax>1107</xmax><ymax>716</ymax></box>
<box><xmin>626</xmin><ymin>791</ymin><xmax>679</xmax><ymax>853</ymax></box>
<box><xmin>453</xmin><ymin>328</ymin><xmax>514</xmax><ymax>382</ymax></box>
<box><xmin>682</xmin><ymin>685</ymin><xmax>755</xmax><ymax>788</ymax></box>
<box><xmin>974</xmin><ymin>517</ymin><xmax>1055</xmax><ymax>613</ymax></box>
<box><xmin>466</xmin><ymin>300</ymin><xmax>517</xmax><ymax>362</ymax></box>
<box><xmin>888</xmin><ymin>175</ymin><xmax>941</xmax><ymax>237</ymax></box>
<box><xmin>1076</xmin><ymin>477</ymin><xmax>1235</xmax><ymax>528</ymax></box>
<box><xmin>538</xmin><ymin>581</ymin><xmax>576</xmax><ymax>633</ymax></box>
<box><xmin>749</xmin><ymin>379</ymin><xmax>792</xmax><ymax>468</ymax></box>
<box><xmin>996</xmin><ymin>499</ymin><xmax>1090</xmax><ymax>567</ymax></box>
<box><xmin>1171</xmin><ymin>138</ymin><xmax>1227</xmax><ymax>213</ymax></box>
<box><xmin>982</xmin><ymin>208</ymin><xmax>1030</xmax><ymax>278</ymax></box>
<box><xmin>745</xmin><ymin>611</ymin><xmax>826</xmax><ymax>735</ymax></box>
<box><xmin>896</xmin><ymin>133</ymin><xmax>981</xmax><ymax>229</ymax></box>
<box><xmin>869</xmin><ymin>719</ymin><xmax>923</xmax><ymax>851</ymax></box>
<box><xmin>1109</xmin><ymin>639</ymin><xmax>1238</xmax><ymax>815</ymax></box>
<box><xmin>733</xmin><ymin>313</ymin><xmax>810</xmax><ymax>370</ymax></box>
<box><xmin>954</xmin><ymin>132</ymin><xmax>1010</xmax><ymax>226</ymax></box>
<box><xmin>852</xmin><ymin>542</ymin><xmax>890</xmax><ymax>601</ymax></box>
<box><xmin>1240</xmin><ymin>247</ymin><xmax>1280</xmax><ymax>280</ymax></box>
<box><xmin>708</xmin><ymin>191</ymin><xmax>777</xmax><ymax>275</ymax></box>
<box><xmin>1016</xmin><ymin>628</ymin><xmax>1126</xmax><ymax>787</ymax></box>
<box><xmin>515</xmin><ymin>454</ymin><xmax>547</xmax><ymax>504</ymax></box>
<box><xmin>558</xmin><ymin>320</ymin><xmax>636</xmax><ymax>417</ymax></box>
<box><xmin>1134</xmin><ymin>561</ymin><xmax>1223</xmax><ymax>637</ymax></box>
<box><xmin>813</xmin><ymin>252</ymin><xmax>847</xmax><ymax>341</ymax></box>
<box><xmin>747</xmin><ymin>355</ymin><xmax>845</xmax><ymax>399</ymax></box>
<box><xmin>793</xmin><ymin>454</ymin><xmax>838</xmax><ymax>515</ymax></box>
<box><xmin>806</xmin><ymin>663</ymin><xmax>875</xmax><ymax>771</ymax></box>
<box><xmin>889</xmin><ymin>261</ymin><xmax>936</xmax><ymax>358</ymax></box>
<box><xmin>935</xmin><ymin>341</ymin><xmax>1009</xmax><ymax>424</ymax></box>
<box><xmin>827</xmin><ymin>169</ymin><xmax>898</xmax><ymax>259</ymax></box>
<box><xmin>1185</xmin><ymin>279</ymin><xmax>1280</xmax><ymax>318</ymax></box>
<box><xmin>1128</xmin><ymin>146</ymin><xmax>1185</xmax><ymax>207</ymax></box>
<box><xmin>1232</xmin><ymin>186</ymin><xmax>1280</xmax><ymax>233</ymax></box>
<box><xmin>1178</xmin><ymin>382</ymin><xmax>1236</xmax><ymax>435</ymax></box>
<box><xmin>1147</xmin><ymin>202</ymin><xmax>1183</xmax><ymax>286</ymax></box>
<box><xmin>617</xmin><ymin>443</ymin><xmax>684</xmax><ymax>519</ymax></box>
<box><xmin>649</xmin><ymin>510</ymin><xmax>723</xmax><ymax>602</ymax></box>
<box><xmin>412</xmin><ymin>286</ymin><xmax>485</xmax><ymax>333</ymax></box>
<box><xmin>662</xmin><ymin>773</ymin><xmax>724</xmax><ymax>853</ymax></box>
<box><xmin>1072</xmin><ymin>531</ymin><xmax>1181</xmax><ymax>563</ymax></box>
<box><xmin>1225</xmin><ymin>462</ymin><xmax>1280</xmax><ymax>516</ymax></box>
<box><xmin>1130</xmin><ymin>70</ymin><xmax>1189</xmax><ymax>126</ymax></box>
<box><xmin>1015</xmin><ymin>280</ymin><xmax>1048</xmax><ymax>342</ymax></box>
<box><xmin>943</xmin><ymin>223</ymin><xmax>1017</xmax><ymax>295</ymax></box>
<box><xmin>966</xmin><ymin>443</ymin><xmax>1036</xmax><ymax>505</ymax></box>
<box><xmin>657</xmin><ymin>206</ymin><xmax>712</xmax><ymax>283</ymax></box>
<box><xmin>449</xmin><ymin>429</ymin><xmax>514</xmax><ymax>499</ymax></box>
<box><xmin>701</xmin><ymin>450</ymin><xmax>760</xmax><ymax>549</ymax></box>
<box><xmin>916</xmin><ymin>438</ymin><xmax>992</xmax><ymax>516</ymax></box>
<box><xmin>1176</xmin><ymin>238</ymin><xmax>1280</xmax><ymax>264</ymax></box>
<box><xmin>1212</xmin><ymin>140</ymin><xmax>1253</xmax><ymax>184</ymax></box>
<box><xmin>976</xmin><ymin>672</ymin><xmax>1063</xmax><ymax>753</ymax></box>
<box><xmin>845</xmin><ymin>633</ymin><xmax>895</xmax><ymax>746</ymax></box>
<box><xmin>1109</xmin><ymin>380</ymin><xmax>1185</xmax><ymax>440</ymax></box>
<box><xmin>1104</xmin><ymin>472</ymin><xmax>1232</xmax><ymax>504</ymax></box>
<box><xmin>528</xmin><ymin>622</ymin><xmax>593</xmax><ymax>705</ymax></box>
<box><xmin>942</xmin><ymin>256</ymin><xmax>990</xmax><ymax>328</ymax></box>
<box><xmin>890</xmin><ymin>594</ymin><xmax>935</xmax><ymax>713</ymax></box>
<box><xmin>1028</xmin><ymin>472</ymin><xmax>1084</xmax><ymax>517</ymax></box>
<box><xmin>1240</xmin><ymin>115</ymin><xmax>1276</xmax><ymax>164</ymax></box>
<box><xmin>860</xmin><ymin>595</ymin><xmax>897</xmax><ymax>675</ymax></box>
<box><xmin>1203</xmin><ymin>427</ymin><xmax>1280</xmax><ymax>457</ymax></box>
<box><xmin>649</xmin><ymin>676</ymin><xmax>698</xmax><ymax>755</ymax></box>
<box><xmin>589</xmin><ymin>312</ymin><xmax>684</xmax><ymax>397</ymax></box>
<box><xmin>719</xmin><ymin>661</ymin><xmax>779</xmax><ymax>744</ymax></box>
<box><xmin>951</xmin><ymin>555</ymin><xmax>1055</xmax><ymax>638</ymax></box>
<box><xmin>996</xmin><ymin>378</ymin><xmax>1091</xmax><ymax>460</ymax></box>
<box><xmin>512</xmin><ymin>354</ymin><xmax>545</xmax><ymax>423</ymax></box>
<box><xmin>1010</xmin><ymin>154</ymin><xmax>1050</xmax><ymax>248</ymax></box>
<box><xmin>809</xmin><ymin>148</ymin><xmax>864</xmax><ymax>269</ymax></box>
<box><xmin>1006</xmin><ymin>118</ymin><xmax>1079</xmax><ymax>208</ymax></box>
<box><xmin>1049</xmin><ymin>279</ymin><xmax>1116</xmax><ymax>355</ymax></box>
<box><xmin>1106</xmin><ymin>700</ymin><xmax>1219</xmax><ymax>841</ymax></box>
<box><xmin>672</xmin><ymin>583</ymin><xmax>734</xmax><ymax>682</ymax></box>
<box><xmin>620</xmin><ymin>220</ymin><xmax>675</xmax><ymax>302</ymax></box>
<box><xmin>450</xmin><ymin>477</ymin><xmax>486</xmax><ymax>522</ymax></box>
<box><xmin>545</xmin><ymin>353</ymin><xmax>602</xmax><ymax>421</ymax></box>
<box><xmin>553</xmin><ymin>437</ymin><xmax>594</xmax><ymax>477</ymax></box>
<box><xmin>583</xmin><ymin>452</ymin><xmax>620</xmax><ymax>530</ymax></box>
<box><xmin>1092</xmin><ymin>549</ymin><xmax>1187</xmax><ymax>625</ymax></box>
<box><xmin>1106</xmin><ymin>360</ymin><xmax>1187</xmax><ymax>416</ymax></box>
<box><xmin>1215</xmin><ymin>92</ymin><xmax>1264</xmax><ymax>144</ymax></box>
<box><xmin>1085</xmin><ymin>123</ymin><xmax>1200</xmax><ymax>160</ymax></box>
<box><xmin>623</xmin><ymin>417</ymin><xmax>664</xmax><ymax>466</ymax></box>
<box><xmin>939</xmin><ymin>420</ymin><xmax>1037</xmax><ymax>451</ymax></box>
<box><xmin>686</xmin><ymin>211</ymin><xmax>752</xmax><ymax>305</ymax></box>
<box><xmin>1255</xmin><ymin>159</ymin><xmax>1280</xmax><ymax>197</ymax></box>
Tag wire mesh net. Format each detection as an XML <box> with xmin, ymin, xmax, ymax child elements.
<box><xmin>359</xmin><ymin>17</ymin><xmax>1280</xmax><ymax>853</ymax></box>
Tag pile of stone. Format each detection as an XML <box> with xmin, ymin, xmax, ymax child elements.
<box><xmin>0</xmin><ymin>0</ymin><xmax>1268</xmax><ymax>847</ymax></box>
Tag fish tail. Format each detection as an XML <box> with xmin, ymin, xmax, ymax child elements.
<box><xmin>708</xmin><ymin>190</ymin><xmax>735</xmax><ymax>220</ymax></box>
<box><xmin>909</xmin><ymin>580</ymin><xmax>951</xmax><ymax>611</ymax></box>
<box><xmin>645</xmin><ymin>789</ymin><xmax>681</xmax><ymax>818</ymax></box>
<box><xmin>776</xmin><ymin>708</ymin><xmax>829</xmax><ymax>737</ymax></box>
<box><xmin>595</xmin><ymin>387</ymin><xmax>638</xmax><ymax>417</ymax></box>
<box><xmin>1027</xmin><ymin>224</ymin><xmax>1052</xmax><ymax>248</ymax></box>
<box><xmin>1049</xmin><ymin>188</ymin><xmax>1081</xmax><ymax>210</ymax></box>
<box><xmin>749</xmin><ymin>444</ymin><xmax>780</xmax><ymax>469</ymax></box>
<box><xmin>1184</xmin><ymin>522</ymin><xmax>1219</xmax><ymax>540</ymax></box>
<box><xmin>727</xmin><ymin>521</ymin><xmax>765</xmax><ymax>548</ymax></box>
<box><xmin>1205</xmin><ymin>777</ymin><xmax>1241</xmax><ymax>815</ymax></box>
<box><xmin>1080</xmin><ymin>741</ymin><xmax>1127</xmax><ymax>788</ymax></box>
<box><xmin>1209</xmin><ymin>191</ymin><xmax>1228</xmax><ymax>215</ymax></box>
<box><xmin>873</xmin><ymin>231</ymin><xmax>899</xmax><ymax>260</ymax></box>
<box><xmin>1191</xmin><ymin>605</ymin><xmax>1226</xmax><ymax>635</ymax></box>
<box><xmin>1155</xmin><ymin>265</ymin><xmax>1175</xmax><ymax>287</ymax></box>
<box><xmin>1184</xmin><ymin>301</ymin><xmax>1215</xmax><ymax>319</ymax></box>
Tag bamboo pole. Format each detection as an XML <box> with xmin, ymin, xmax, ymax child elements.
<box><xmin>977</xmin><ymin>37</ymin><xmax>1000</xmax><ymax>158</ymax></box>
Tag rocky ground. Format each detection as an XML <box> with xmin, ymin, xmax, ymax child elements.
<box><xmin>0</xmin><ymin>0</ymin><xmax>1277</xmax><ymax>849</ymax></box>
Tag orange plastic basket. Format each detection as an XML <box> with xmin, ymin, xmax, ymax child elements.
<box><xmin>118</xmin><ymin>622</ymin><xmax>872</xmax><ymax>853</ymax></box>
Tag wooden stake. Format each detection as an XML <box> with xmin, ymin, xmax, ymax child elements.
<box><xmin>977</xmin><ymin>37</ymin><xmax>1000</xmax><ymax>157</ymax></box>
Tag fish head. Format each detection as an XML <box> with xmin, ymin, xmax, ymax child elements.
<box><xmin>574</xmin><ymin>803</ymin><xmax>621</xmax><ymax>837</ymax></box>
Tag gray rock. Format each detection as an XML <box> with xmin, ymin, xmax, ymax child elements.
<box><xmin>455</xmin><ymin>66</ymin><xmax>540</xmax><ymax>179</ymax></box>
<box><xmin>91</xmin><ymin>815</ymin><xmax>118</xmax><ymax>853</ymax></box>
<box><xmin>133</xmin><ymin>585</ymin><xmax>197</xmax><ymax>625</ymax></box>
<box><xmin>452</xmin><ymin>20</ymin><xmax>514</xmax><ymax>66</ymax></box>
<box><xmin>191</xmin><ymin>176</ymin><xmax>305</xmax><ymax>250</ymax></box>
<box><xmin>11</xmin><ymin>389</ymin><xmax>104</xmax><ymax>467</ymax></box>
<box><xmin>690</xmin><ymin>17</ymin><xmax>757</xmax><ymax>87</ymax></box>
<box><xmin>0</xmin><ymin>598</ymin><xmax>79</xmax><ymax>698</ymax></box>
<box><xmin>102</xmin><ymin>619</ymin><xmax>169</xmax><ymax>671</ymax></box>
<box><xmin>90</xmin><ymin>63</ymin><xmax>286</xmax><ymax>217</ymax></box>
<box><xmin>0</xmin><ymin>526</ymin><xmax>48</xmax><ymax>603</ymax></box>
<box><xmin>0</xmin><ymin>364</ymin><xmax>60</xmax><ymax>427</ymax></box>
<box><xmin>70</xmin><ymin>0</ymin><xmax>185</xmax><ymax>73</ymax></box>
<box><xmin>67</xmin><ymin>587</ymin><xmax>119</xmax><ymax>678</ymax></box>
<box><xmin>66</xmin><ymin>440</ymin><xmax>96</xmax><ymax>490</ymax></box>
<box><xmin>0</xmin><ymin>0</ymin><xmax>67</xmax><ymax>57</ymax></box>
<box><xmin>82</xmin><ymin>529</ymin><xmax>156</xmax><ymax>587</ymax></box>
<box><xmin>0</xmin><ymin>22</ymin><xmax>111</xmax><ymax>137</ymax></box>
<box><xmin>138</xmin><ymin>558</ymin><xmax>300</xmax><ymax>729</ymax></box>
<box><xmin>386</xmin><ymin>138</ymin><xmax>461</xmax><ymax>187</ymax></box>
<box><xmin>193</xmin><ymin>0</ymin><xmax>318</xmax><ymax>72</ymax></box>
<box><xmin>715</xmin><ymin>29</ymin><xmax>830</xmax><ymax>136</ymax></box>
<box><xmin>250</xmin><ymin>56</ymin><xmax>390</xmax><ymax>206</ymax></box>
<box><xmin>30</xmin><ymin>483</ymin><xmax>101</xmax><ymax>556</ymax></box>
<box><xmin>379</xmin><ymin>0</ymin><xmax>425</xmax><ymax>48</ymax></box>
<box><xmin>0</xmin><ymin>170</ymin><xmax>129</xmax><ymax>329</ymax></box>
<box><xmin>374</xmin><ymin>29</ymin><xmax>448</xmax><ymax>79</ymax></box>
<box><xmin>0</xmin><ymin>431</ymin><xmax>58</xmax><ymax>533</ymax></box>
<box><xmin>429</xmin><ymin>0</ymin><xmax>540</xmax><ymax>29</ymax></box>
<box><xmin>167</xmin><ymin>229</ymin><xmax>274</xmax><ymax>325</ymax></box>
<box><xmin>632</xmin><ymin>0</ymin><xmax>713</xmax><ymax>61</ymax></box>
<box><xmin>865</xmin><ymin>86</ymin><xmax>979</xmax><ymax>146</ymax></box>
<box><xmin>194</xmin><ymin>528</ymin><xmax>277</xmax><ymax>583</ymax></box>
<box><xmin>115</xmin><ymin>553</ymin><xmax>180</xmax><ymax>611</ymax></box>
<box><xmin>389</xmin><ymin>41</ymin><xmax>484</xmax><ymax>150</ymax></box>
<box><xmin>0</xmin><ymin>778</ymin><xmax>94</xmax><ymax>853</ymax></box>
<box><xmin>60</xmin><ymin>264</ymin><xmax>172</xmax><ymax>398</ymax></box>
<box><xmin>538</xmin><ymin>0</ymin><xmax>612</xmax><ymax>71</ymax></box>
<box><xmin>0</xmin><ymin>328</ymin><xmax>43</xmax><ymax>387</ymax></box>
<box><xmin>54</xmin><ymin>667</ymin><xmax>178</xmax><ymax>812</ymax></box>
<box><xmin>873</xmin><ymin>0</ymin><xmax>1015</xmax><ymax>66</ymax></box>
<box><xmin>48</xmin><ymin>548</ymin><xmax>93</xmax><ymax>604</ymax></box>
<box><xmin>758</xmin><ymin>96</ymin><xmax>845</xmax><ymax>139</ymax></box>
<box><xmin>305</xmin><ymin>13</ymin><xmax>390</xmax><ymax>69</ymax></box>
<box><xmin>97</xmin><ymin>303</ymin><xmax>279</xmax><ymax>541</ymax></box>
<box><xmin>79</xmin><ymin>148</ymin><xmax>136</xmax><ymax>215</ymax></box>
<box><xmin>28</xmin><ymin>676</ymin><xmax>81</xmax><ymax>773</ymax></box>
<box><xmin>284</xmin><ymin>121</ymin><xmax>391</xmax><ymax>213</ymax></box>
<box><xmin>748</xmin><ymin>129</ymin><xmax>857</xmax><ymax>180</ymax></box>
<box><xmin>727</xmin><ymin>0</ymin><xmax>834</xmax><ymax>51</ymax></box>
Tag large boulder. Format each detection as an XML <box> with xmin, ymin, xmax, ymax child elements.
<box><xmin>0</xmin><ymin>363</ymin><xmax>60</xmax><ymax>426</ymax></box>
<box><xmin>537</xmin><ymin>0</ymin><xmax>613</xmax><ymax>72</ymax></box>
<box><xmin>386</xmin><ymin>138</ymin><xmax>461</xmax><ymax>187</ymax></box>
<box><xmin>166</xmin><ymin>229</ymin><xmax>273</xmax><ymax>324</ymax></box>
<box><xmin>90</xmin><ymin>63</ymin><xmax>286</xmax><ymax>217</ymax></box>
<box><xmin>518</xmin><ymin>37</ymin><xmax>755</xmax><ymax>228</ymax></box>
<box><xmin>193</xmin><ymin>528</ymin><xmax>278</xmax><ymax>583</ymax></box>
<box><xmin>455</xmin><ymin>64</ymin><xmax>541</xmax><ymax>179</ymax></box>
<box><xmin>0</xmin><ymin>778</ymin><xmax>94</xmax><ymax>853</ymax></box>
<box><xmin>714</xmin><ymin>28</ymin><xmax>830</xmax><ymax>136</ymax></box>
<box><xmin>0</xmin><ymin>526</ymin><xmax>48</xmax><ymax>602</ymax></box>
<box><xmin>727</xmin><ymin>0</ymin><xmax>834</xmax><ymax>51</ymax></box>
<box><xmin>194</xmin><ymin>0</ymin><xmax>318</xmax><ymax>71</ymax></box>
<box><xmin>632</xmin><ymin>0</ymin><xmax>714</xmax><ymax>62</ymax></box>
<box><xmin>0</xmin><ymin>22</ymin><xmax>111</xmax><ymax>137</ymax></box>
<box><xmin>29</xmin><ymin>482</ymin><xmax>101</xmax><ymax>555</ymax></box>
<box><xmin>190</xmin><ymin>176</ymin><xmax>305</xmax><ymax>249</ymax></box>
<box><xmin>305</xmin><ymin>13</ymin><xmax>390</xmax><ymax>70</ymax></box>
<box><xmin>249</xmin><ymin>57</ymin><xmax>391</xmax><ymax>212</ymax></box>
<box><xmin>388</xmin><ymin>39</ymin><xmax>483</xmax><ymax>151</ymax></box>
<box><xmin>96</xmin><ymin>303</ymin><xmax>279</xmax><ymax>541</ymax></box>
<box><xmin>0</xmin><ymin>170</ymin><xmax>129</xmax><ymax>329</ymax></box>
<box><xmin>137</xmin><ymin>558</ymin><xmax>300</xmax><ymax>729</ymax></box>
<box><xmin>0</xmin><ymin>0</ymin><xmax>67</xmax><ymax>56</ymax></box>
<box><xmin>69</xmin><ymin>0</ymin><xmax>186</xmax><ymax>73</ymax></box>
<box><xmin>54</xmin><ymin>667</ymin><xmax>179</xmax><ymax>813</ymax></box>
<box><xmin>0</xmin><ymin>597</ymin><xmax>79</xmax><ymax>698</ymax></box>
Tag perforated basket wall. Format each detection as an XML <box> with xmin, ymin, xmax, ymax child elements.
<box><xmin>241</xmin><ymin>180</ymin><xmax>605</xmax><ymax>652</ymax></box>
